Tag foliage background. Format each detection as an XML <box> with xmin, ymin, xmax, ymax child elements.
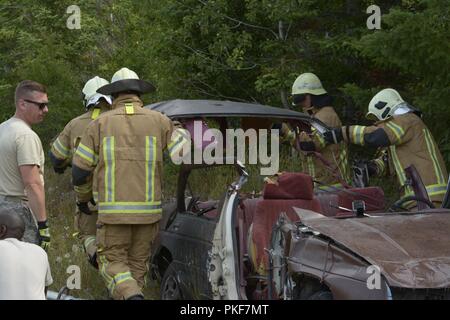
<box><xmin>0</xmin><ymin>0</ymin><xmax>449</xmax><ymax>298</ymax></box>
<box><xmin>1</xmin><ymin>0</ymin><xmax>449</xmax><ymax>160</ymax></box>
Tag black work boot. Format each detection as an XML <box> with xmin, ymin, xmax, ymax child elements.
<box><xmin>126</xmin><ymin>294</ymin><xmax>144</xmax><ymax>300</ymax></box>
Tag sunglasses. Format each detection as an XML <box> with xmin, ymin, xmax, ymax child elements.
<box><xmin>24</xmin><ymin>99</ymin><xmax>48</xmax><ymax>110</ymax></box>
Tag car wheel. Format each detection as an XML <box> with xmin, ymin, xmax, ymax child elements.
<box><xmin>308</xmin><ymin>290</ymin><xmax>333</xmax><ymax>300</ymax></box>
<box><xmin>160</xmin><ymin>263</ymin><xmax>182</xmax><ymax>300</ymax></box>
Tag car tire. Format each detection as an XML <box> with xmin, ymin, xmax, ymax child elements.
<box><xmin>308</xmin><ymin>290</ymin><xmax>333</xmax><ymax>300</ymax></box>
<box><xmin>160</xmin><ymin>263</ymin><xmax>182</xmax><ymax>300</ymax></box>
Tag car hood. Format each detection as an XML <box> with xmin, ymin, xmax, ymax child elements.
<box><xmin>294</xmin><ymin>208</ymin><xmax>450</xmax><ymax>288</ymax></box>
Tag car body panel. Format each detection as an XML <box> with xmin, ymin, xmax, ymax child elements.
<box><xmin>294</xmin><ymin>208</ymin><xmax>450</xmax><ymax>288</ymax></box>
<box><xmin>154</xmin><ymin>212</ymin><xmax>217</xmax><ymax>299</ymax></box>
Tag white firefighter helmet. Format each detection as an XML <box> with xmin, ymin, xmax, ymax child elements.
<box><xmin>291</xmin><ymin>72</ymin><xmax>327</xmax><ymax>96</ymax></box>
<box><xmin>82</xmin><ymin>76</ymin><xmax>112</xmax><ymax>108</ymax></box>
<box><xmin>97</xmin><ymin>67</ymin><xmax>155</xmax><ymax>95</ymax></box>
<box><xmin>367</xmin><ymin>88</ymin><xmax>405</xmax><ymax>121</ymax></box>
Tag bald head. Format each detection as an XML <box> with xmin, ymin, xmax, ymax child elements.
<box><xmin>0</xmin><ymin>210</ymin><xmax>25</xmax><ymax>240</ymax></box>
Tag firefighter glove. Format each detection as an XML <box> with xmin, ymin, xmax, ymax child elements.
<box><xmin>323</xmin><ymin>128</ymin><xmax>343</xmax><ymax>144</ymax></box>
<box><xmin>366</xmin><ymin>161</ymin><xmax>379</xmax><ymax>177</ymax></box>
<box><xmin>77</xmin><ymin>200</ymin><xmax>92</xmax><ymax>215</ymax></box>
<box><xmin>299</xmin><ymin>141</ymin><xmax>316</xmax><ymax>152</ymax></box>
<box><xmin>53</xmin><ymin>166</ymin><xmax>66</xmax><ymax>174</ymax></box>
<box><xmin>38</xmin><ymin>220</ymin><xmax>51</xmax><ymax>251</ymax></box>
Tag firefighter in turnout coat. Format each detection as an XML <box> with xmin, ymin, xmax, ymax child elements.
<box><xmin>72</xmin><ymin>68</ymin><xmax>189</xmax><ymax>300</ymax></box>
<box><xmin>283</xmin><ymin>72</ymin><xmax>350</xmax><ymax>190</ymax></box>
<box><xmin>324</xmin><ymin>88</ymin><xmax>448</xmax><ymax>209</ymax></box>
<box><xmin>49</xmin><ymin>76</ymin><xmax>112</xmax><ymax>267</ymax></box>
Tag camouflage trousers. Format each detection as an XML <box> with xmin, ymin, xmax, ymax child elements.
<box><xmin>0</xmin><ymin>198</ymin><xmax>39</xmax><ymax>244</ymax></box>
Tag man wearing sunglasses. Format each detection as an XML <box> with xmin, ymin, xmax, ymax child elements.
<box><xmin>283</xmin><ymin>73</ymin><xmax>350</xmax><ymax>191</ymax></box>
<box><xmin>0</xmin><ymin>80</ymin><xmax>50</xmax><ymax>251</ymax></box>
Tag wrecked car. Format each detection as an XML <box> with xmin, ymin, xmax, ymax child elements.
<box><xmin>147</xmin><ymin>99</ymin><xmax>450</xmax><ymax>300</ymax></box>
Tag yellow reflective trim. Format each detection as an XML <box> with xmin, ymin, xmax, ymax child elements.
<box><xmin>93</xmin><ymin>191</ymin><xmax>98</xmax><ymax>203</ymax></box>
<box><xmin>103</xmin><ymin>137</ymin><xmax>115</xmax><ymax>202</ymax></box>
<box><xmin>53</xmin><ymin>138</ymin><xmax>70</xmax><ymax>158</ymax></box>
<box><xmin>99</xmin><ymin>201</ymin><xmax>162</xmax><ymax>205</ymax></box>
<box><xmin>114</xmin><ymin>272</ymin><xmax>133</xmax><ymax>287</ymax></box>
<box><xmin>338</xmin><ymin>146</ymin><xmax>350</xmax><ymax>182</ymax></box>
<box><xmin>423</xmin><ymin>129</ymin><xmax>445</xmax><ymax>185</ymax></box>
<box><xmin>386</xmin><ymin>122</ymin><xmax>404</xmax><ymax>144</ymax></box>
<box><xmin>145</xmin><ymin>136</ymin><xmax>157</xmax><ymax>202</ymax></box>
<box><xmin>352</xmin><ymin>126</ymin><xmax>357</xmax><ymax>144</ymax></box>
<box><xmin>425</xmin><ymin>183</ymin><xmax>447</xmax><ymax>196</ymax></box>
<box><xmin>76</xmin><ymin>143</ymin><xmax>97</xmax><ymax>165</ymax></box>
<box><xmin>390</xmin><ymin>145</ymin><xmax>413</xmax><ymax>195</ymax></box>
<box><xmin>74</xmin><ymin>184</ymin><xmax>92</xmax><ymax>193</ymax></box>
<box><xmin>307</xmin><ymin>156</ymin><xmax>315</xmax><ymax>178</ymax></box>
<box><xmin>111</xmin><ymin>138</ymin><xmax>115</xmax><ymax>202</ymax></box>
<box><xmin>125</xmin><ymin>103</ymin><xmax>134</xmax><ymax>115</ymax></box>
<box><xmin>99</xmin><ymin>255</ymin><xmax>113</xmax><ymax>293</ymax></box>
<box><xmin>103</xmin><ymin>139</ymin><xmax>109</xmax><ymax>202</ymax></box>
<box><xmin>352</xmin><ymin>126</ymin><xmax>365</xmax><ymax>145</ymax></box>
<box><xmin>99</xmin><ymin>201</ymin><xmax>162</xmax><ymax>214</ymax></box>
<box><xmin>78</xmin><ymin>143</ymin><xmax>95</xmax><ymax>157</ymax></box>
<box><xmin>389</xmin><ymin>145</ymin><xmax>406</xmax><ymax>185</ymax></box>
<box><xmin>168</xmin><ymin>129</ymin><xmax>190</xmax><ymax>157</ymax></box>
<box><xmin>101</xmin><ymin>209</ymin><xmax>162</xmax><ymax>214</ymax></box>
<box><xmin>151</xmin><ymin>136</ymin><xmax>156</xmax><ymax>201</ymax></box>
<box><xmin>316</xmin><ymin>132</ymin><xmax>326</xmax><ymax>148</ymax></box>
<box><xmin>84</xmin><ymin>236</ymin><xmax>96</xmax><ymax>250</ymax></box>
<box><xmin>145</xmin><ymin>137</ymin><xmax>150</xmax><ymax>202</ymax></box>
<box><xmin>317</xmin><ymin>183</ymin><xmax>344</xmax><ymax>191</ymax></box>
<box><xmin>91</xmin><ymin>108</ymin><xmax>101</xmax><ymax>120</ymax></box>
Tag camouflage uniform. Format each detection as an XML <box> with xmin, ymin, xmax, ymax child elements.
<box><xmin>0</xmin><ymin>197</ymin><xmax>39</xmax><ymax>244</ymax></box>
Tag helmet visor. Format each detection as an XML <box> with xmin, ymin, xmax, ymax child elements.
<box><xmin>291</xmin><ymin>94</ymin><xmax>306</xmax><ymax>107</ymax></box>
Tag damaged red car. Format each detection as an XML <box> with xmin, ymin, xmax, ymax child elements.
<box><xmin>148</xmin><ymin>99</ymin><xmax>450</xmax><ymax>300</ymax></box>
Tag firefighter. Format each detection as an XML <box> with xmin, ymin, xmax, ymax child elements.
<box><xmin>71</xmin><ymin>67</ymin><xmax>189</xmax><ymax>300</ymax></box>
<box><xmin>49</xmin><ymin>76</ymin><xmax>112</xmax><ymax>267</ymax></box>
<box><xmin>284</xmin><ymin>72</ymin><xmax>350</xmax><ymax>190</ymax></box>
<box><xmin>323</xmin><ymin>88</ymin><xmax>448</xmax><ymax>208</ymax></box>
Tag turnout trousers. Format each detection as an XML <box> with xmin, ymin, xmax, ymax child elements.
<box><xmin>96</xmin><ymin>223</ymin><xmax>158</xmax><ymax>300</ymax></box>
<box><xmin>74</xmin><ymin>210</ymin><xmax>98</xmax><ymax>265</ymax></box>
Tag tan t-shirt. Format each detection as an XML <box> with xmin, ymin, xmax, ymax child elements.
<box><xmin>0</xmin><ymin>117</ymin><xmax>45</xmax><ymax>199</ymax></box>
